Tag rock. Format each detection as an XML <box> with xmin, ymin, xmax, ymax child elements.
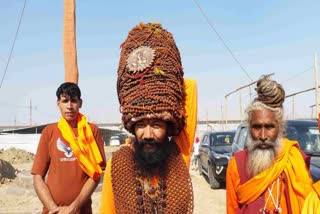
<box><xmin>0</xmin><ymin>159</ymin><xmax>16</xmax><ymax>183</ymax></box>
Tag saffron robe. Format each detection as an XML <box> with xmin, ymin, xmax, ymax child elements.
<box><xmin>226</xmin><ymin>138</ymin><xmax>313</xmax><ymax>214</ymax></box>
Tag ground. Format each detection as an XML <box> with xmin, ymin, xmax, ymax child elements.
<box><xmin>0</xmin><ymin>146</ymin><xmax>226</xmax><ymax>214</ymax></box>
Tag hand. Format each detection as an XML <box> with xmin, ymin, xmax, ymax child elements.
<box><xmin>48</xmin><ymin>206</ymin><xmax>77</xmax><ymax>214</ymax></box>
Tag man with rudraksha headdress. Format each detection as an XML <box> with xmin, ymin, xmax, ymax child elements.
<box><xmin>226</xmin><ymin>76</ymin><xmax>313</xmax><ymax>214</ymax></box>
<box><xmin>99</xmin><ymin>22</ymin><xmax>197</xmax><ymax>214</ymax></box>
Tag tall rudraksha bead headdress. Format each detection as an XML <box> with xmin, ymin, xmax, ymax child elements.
<box><xmin>117</xmin><ymin>22</ymin><xmax>185</xmax><ymax>136</ymax></box>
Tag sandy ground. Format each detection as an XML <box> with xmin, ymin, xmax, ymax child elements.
<box><xmin>0</xmin><ymin>146</ymin><xmax>226</xmax><ymax>214</ymax></box>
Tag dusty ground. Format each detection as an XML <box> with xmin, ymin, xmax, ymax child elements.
<box><xmin>0</xmin><ymin>146</ymin><xmax>226</xmax><ymax>214</ymax></box>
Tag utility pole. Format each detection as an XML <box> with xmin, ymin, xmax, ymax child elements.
<box><xmin>292</xmin><ymin>96</ymin><xmax>295</xmax><ymax>119</ymax></box>
<box><xmin>220</xmin><ymin>102</ymin><xmax>225</xmax><ymax>130</ymax></box>
<box><xmin>225</xmin><ymin>97</ymin><xmax>228</xmax><ymax>126</ymax></box>
<box><xmin>206</xmin><ymin>109</ymin><xmax>209</xmax><ymax>130</ymax></box>
<box><xmin>249</xmin><ymin>86</ymin><xmax>252</xmax><ymax>102</ymax></box>
<box><xmin>315</xmin><ymin>53</ymin><xmax>319</xmax><ymax>118</ymax></box>
<box><xmin>29</xmin><ymin>99</ymin><xmax>32</xmax><ymax>126</ymax></box>
<box><xmin>239</xmin><ymin>90</ymin><xmax>243</xmax><ymax>122</ymax></box>
<box><xmin>310</xmin><ymin>104</ymin><xmax>320</xmax><ymax>119</ymax></box>
<box><xmin>287</xmin><ymin>87</ymin><xmax>320</xmax><ymax>119</ymax></box>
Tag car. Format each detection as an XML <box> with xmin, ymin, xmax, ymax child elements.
<box><xmin>231</xmin><ymin>119</ymin><xmax>320</xmax><ymax>182</ymax></box>
<box><xmin>198</xmin><ymin>131</ymin><xmax>235</xmax><ymax>189</ymax></box>
<box><xmin>108</xmin><ymin>132</ymin><xmax>128</xmax><ymax>146</ymax></box>
<box><xmin>109</xmin><ymin>135</ymin><xmax>121</xmax><ymax>146</ymax></box>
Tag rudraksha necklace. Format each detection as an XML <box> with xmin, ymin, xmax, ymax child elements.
<box><xmin>135</xmin><ymin>165</ymin><xmax>167</xmax><ymax>214</ymax></box>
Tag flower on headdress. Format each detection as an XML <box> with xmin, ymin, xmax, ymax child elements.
<box><xmin>126</xmin><ymin>46</ymin><xmax>156</xmax><ymax>73</ymax></box>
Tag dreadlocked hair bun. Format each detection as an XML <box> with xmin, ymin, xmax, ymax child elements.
<box><xmin>117</xmin><ymin>22</ymin><xmax>185</xmax><ymax>136</ymax></box>
<box><xmin>254</xmin><ymin>75</ymin><xmax>285</xmax><ymax>108</ymax></box>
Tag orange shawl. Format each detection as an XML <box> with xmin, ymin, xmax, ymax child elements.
<box><xmin>57</xmin><ymin>113</ymin><xmax>103</xmax><ymax>180</ymax></box>
<box><xmin>237</xmin><ymin>139</ymin><xmax>313</xmax><ymax>212</ymax></box>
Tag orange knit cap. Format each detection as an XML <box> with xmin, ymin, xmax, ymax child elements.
<box><xmin>117</xmin><ymin>22</ymin><xmax>185</xmax><ymax>136</ymax></box>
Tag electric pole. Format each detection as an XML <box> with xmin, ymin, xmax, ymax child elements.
<box><xmin>239</xmin><ymin>90</ymin><xmax>243</xmax><ymax>122</ymax></box>
<box><xmin>29</xmin><ymin>99</ymin><xmax>32</xmax><ymax>126</ymax></box>
<box><xmin>315</xmin><ymin>53</ymin><xmax>319</xmax><ymax>118</ymax></box>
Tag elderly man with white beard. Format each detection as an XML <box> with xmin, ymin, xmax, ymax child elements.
<box><xmin>226</xmin><ymin>76</ymin><xmax>313</xmax><ymax>214</ymax></box>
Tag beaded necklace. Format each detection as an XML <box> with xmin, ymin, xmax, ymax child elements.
<box><xmin>135</xmin><ymin>166</ymin><xmax>167</xmax><ymax>214</ymax></box>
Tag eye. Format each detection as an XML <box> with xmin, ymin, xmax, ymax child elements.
<box><xmin>135</xmin><ymin>122</ymin><xmax>145</xmax><ymax>128</ymax></box>
<box><xmin>153</xmin><ymin>122</ymin><xmax>161</xmax><ymax>128</ymax></box>
<box><xmin>61</xmin><ymin>99</ymin><xmax>69</xmax><ymax>103</ymax></box>
<box><xmin>251</xmin><ymin>124</ymin><xmax>262</xmax><ymax>130</ymax></box>
<box><xmin>265</xmin><ymin>124</ymin><xmax>275</xmax><ymax>130</ymax></box>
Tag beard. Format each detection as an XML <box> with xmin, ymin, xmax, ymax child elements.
<box><xmin>133</xmin><ymin>138</ymin><xmax>172</xmax><ymax>177</ymax></box>
<box><xmin>247</xmin><ymin>134</ymin><xmax>282</xmax><ymax>177</ymax></box>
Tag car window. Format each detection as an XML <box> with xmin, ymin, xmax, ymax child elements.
<box><xmin>210</xmin><ymin>133</ymin><xmax>235</xmax><ymax>146</ymax></box>
<box><xmin>286</xmin><ymin>123</ymin><xmax>320</xmax><ymax>154</ymax></box>
<box><xmin>202</xmin><ymin>135</ymin><xmax>209</xmax><ymax>146</ymax></box>
<box><xmin>238</xmin><ymin>128</ymin><xmax>248</xmax><ymax>149</ymax></box>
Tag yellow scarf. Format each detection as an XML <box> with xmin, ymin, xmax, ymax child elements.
<box><xmin>302</xmin><ymin>180</ymin><xmax>320</xmax><ymax>214</ymax></box>
<box><xmin>237</xmin><ymin>138</ymin><xmax>312</xmax><ymax>211</ymax></box>
<box><xmin>57</xmin><ymin>113</ymin><xmax>103</xmax><ymax>180</ymax></box>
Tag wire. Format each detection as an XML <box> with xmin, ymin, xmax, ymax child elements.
<box><xmin>192</xmin><ymin>0</ymin><xmax>253</xmax><ymax>81</ymax></box>
<box><xmin>281</xmin><ymin>65</ymin><xmax>314</xmax><ymax>84</ymax></box>
<box><xmin>0</xmin><ymin>0</ymin><xmax>27</xmax><ymax>89</ymax></box>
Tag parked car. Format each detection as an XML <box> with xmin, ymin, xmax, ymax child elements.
<box><xmin>109</xmin><ymin>135</ymin><xmax>121</xmax><ymax>146</ymax></box>
<box><xmin>198</xmin><ymin>131</ymin><xmax>235</xmax><ymax>189</ymax></box>
<box><xmin>231</xmin><ymin>119</ymin><xmax>320</xmax><ymax>182</ymax></box>
<box><xmin>108</xmin><ymin>132</ymin><xmax>128</xmax><ymax>146</ymax></box>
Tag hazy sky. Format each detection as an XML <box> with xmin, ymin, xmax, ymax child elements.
<box><xmin>0</xmin><ymin>0</ymin><xmax>320</xmax><ymax>126</ymax></box>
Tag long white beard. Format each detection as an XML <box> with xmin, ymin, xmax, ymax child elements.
<box><xmin>247</xmin><ymin>135</ymin><xmax>282</xmax><ymax>177</ymax></box>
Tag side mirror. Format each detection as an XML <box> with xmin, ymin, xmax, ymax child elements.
<box><xmin>202</xmin><ymin>144</ymin><xmax>209</xmax><ymax>148</ymax></box>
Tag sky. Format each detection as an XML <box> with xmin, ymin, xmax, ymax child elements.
<box><xmin>0</xmin><ymin>0</ymin><xmax>320</xmax><ymax>126</ymax></box>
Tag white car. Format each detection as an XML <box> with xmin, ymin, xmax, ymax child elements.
<box><xmin>109</xmin><ymin>136</ymin><xmax>120</xmax><ymax>146</ymax></box>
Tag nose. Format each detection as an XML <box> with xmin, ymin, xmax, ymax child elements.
<box><xmin>260</xmin><ymin>128</ymin><xmax>267</xmax><ymax>142</ymax></box>
<box><xmin>143</xmin><ymin>125</ymin><xmax>154</xmax><ymax>140</ymax></box>
<box><xmin>66</xmin><ymin>101</ymin><xmax>72</xmax><ymax>109</ymax></box>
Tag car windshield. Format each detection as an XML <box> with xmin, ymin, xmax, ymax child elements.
<box><xmin>286</xmin><ymin>123</ymin><xmax>320</xmax><ymax>155</ymax></box>
<box><xmin>210</xmin><ymin>133</ymin><xmax>235</xmax><ymax>146</ymax></box>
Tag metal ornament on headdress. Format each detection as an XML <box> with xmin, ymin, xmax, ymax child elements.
<box><xmin>126</xmin><ymin>46</ymin><xmax>156</xmax><ymax>73</ymax></box>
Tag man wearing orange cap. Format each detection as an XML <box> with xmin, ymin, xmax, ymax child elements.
<box><xmin>226</xmin><ymin>76</ymin><xmax>313</xmax><ymax>214</ymax></box>
<box><xmin>99</xmin><ymin>22</ymin><xmax>197</xmax><ymax>214</ymax></box>
<box><xmin>32</xmin><ymin>82</ymin><xmax>106</xmax><ymax>213</ymax></box>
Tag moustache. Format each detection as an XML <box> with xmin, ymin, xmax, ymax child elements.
<box><xmin>252</xmin><ymin>139</ymin><xmax>275</xmax><ymax>149</ymax></box>
<box><xmin>138</xmin><ymin>139</ymin><xmax>160</xmax><ymax>145</ymax></box>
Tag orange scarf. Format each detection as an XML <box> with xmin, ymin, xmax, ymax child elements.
<box><xmin>237</xmin><ymin>138</ymin><xmax>312</xmax><ymax>212</ymax></box>
<box><xmin>174</xmin><ymin>78</ymin><xmax>198</xmax><ymax>169</ymax></box>
<box><xmin>57</xmin><ymin>113</ymin><xmax>103</xmax><ymax>180</ymax></box>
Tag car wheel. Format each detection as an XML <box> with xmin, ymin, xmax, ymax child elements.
<box><xmin>208</xmin><ymin>165</ymin><xmax>220</xmax><ymax>189</ymax></box>
<box><xmin>198</xmin><ymin>159</ymin><xmax>203</xmax><ymax>176</ymax></box>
